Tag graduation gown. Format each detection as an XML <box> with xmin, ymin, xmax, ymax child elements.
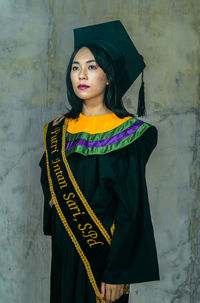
<box><xmin>39</xmin><ymin>112</ymin><xmax>160</xmax><ymax>303</ymax></box>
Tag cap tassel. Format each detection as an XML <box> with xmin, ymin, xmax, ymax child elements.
<box><xmin>137</xmin><ymin>71</ymin><xmax>146</xmax><ymax>117</ymax></box>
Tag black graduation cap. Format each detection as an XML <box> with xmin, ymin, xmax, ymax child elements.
<box><xmin>73</xmin><ymin>20</ymin><xmax>146</xmax><ymax>117</ymax></box>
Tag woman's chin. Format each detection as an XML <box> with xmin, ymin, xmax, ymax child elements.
<box><xmin>74</xmin><ymin>90</ymin><xmax>91</xmax><ymax>99</ymax></box>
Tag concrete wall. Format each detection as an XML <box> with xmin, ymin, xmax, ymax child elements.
<box><xmin>0</xmin><ymin>0</ymin><xmax>199</xmax><ymax>302</ymax></box>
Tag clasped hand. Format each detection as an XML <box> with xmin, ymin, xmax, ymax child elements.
<box><xmin>101</xmin><ymin>282</ymin><xmax>124</xmax><ymax>303</ymax></box>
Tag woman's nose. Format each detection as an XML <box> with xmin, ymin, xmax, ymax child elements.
<box><xmin>79</xmin><ymin>68</ymin><xmax>88</xmax><ymax>80</ymax></box>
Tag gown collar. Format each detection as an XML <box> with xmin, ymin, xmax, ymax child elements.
<box><xmin>65</xmin><ymin>113</ymin><xmax>151</xmax><ymax>157</ymax></box>
<box><xmin>67</xmin><ymin>112</ymin><xmax>133</xmax><ymax>134</ymax></box>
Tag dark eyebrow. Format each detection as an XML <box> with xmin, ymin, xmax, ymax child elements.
<box><xmin>72</xmin><ymin>59</ymin><xmax>96</xmax><ymax>64</ymax></box>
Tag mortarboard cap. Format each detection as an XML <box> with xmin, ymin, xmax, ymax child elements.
<box><xmin>73</xmin><ymin>20</ymin><xmax>146</xmax><ymax>116</ymax></box>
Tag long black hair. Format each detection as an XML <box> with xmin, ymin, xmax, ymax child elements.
<box><xmin>64</xmin><ymin>43</ymin><xmax>135</xmax><ymax>120</ymax></box>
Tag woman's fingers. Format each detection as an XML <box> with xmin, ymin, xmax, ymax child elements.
<box><xmin>105</xmin><ymin>285</ymin><xmax>112</xmax><ymax>303</ymax></box>
<box><xmin>114</xmin><ymin>284</ymin><xmax>124</xmax><ymax>301</ymax></box>
<box><xmin>101</xmin><ymin>281</ymin><xmax>106</xmax><ymax>298</ymax></box>
<box><xmin>110</xmin><ymin>284</ymin><xmax>119</xmax><ymax>302</ymax></box>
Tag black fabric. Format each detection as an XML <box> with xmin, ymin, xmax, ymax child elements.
<box><xmin>39</xmin><ymin>126</ymin><xmax>160</xmax><ymax>303</ymax></box>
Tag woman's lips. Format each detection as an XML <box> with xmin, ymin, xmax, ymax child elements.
<box><xmin>78</xmin><ymin>85</ymin><xmax>90</xmax><ymax>90</ymax></box>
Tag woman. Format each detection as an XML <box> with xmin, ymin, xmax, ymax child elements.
<box><xmin>39</xmin><ymin>21</ymin><xmax>160</xmax><ymax>303</ymax></box>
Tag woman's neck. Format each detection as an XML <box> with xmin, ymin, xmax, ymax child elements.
<box><xmin>82</xmin><ymin>104</ymin><xmax>113</xmax><ymax>117</ymax></box>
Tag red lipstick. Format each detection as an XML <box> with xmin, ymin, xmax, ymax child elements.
<box><xmin>78</xmin><ymin>84</ymin><xmax>90</xmax><ymax>90</ymax></box>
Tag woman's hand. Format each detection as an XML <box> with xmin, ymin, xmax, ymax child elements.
<box><xmin>49</xmin><ymin>198</ymin><xmax>54</xmax><ymax>207</ymax></box>
<box><xmin>101</xmin><ymin>281</ymin><xmax>124</xmax><ymax>302</ymax></box>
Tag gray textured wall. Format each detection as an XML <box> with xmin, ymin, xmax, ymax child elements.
<box><xmin>0</xmin><ymin>0</ymin><xmax>199</xmax><ymax>302</ymax></box>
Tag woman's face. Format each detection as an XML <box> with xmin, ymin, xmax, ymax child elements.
<box><xmin>70</xmin><ymin>47</ymin><xmax>109</xmax><ymax>103</ymax></box>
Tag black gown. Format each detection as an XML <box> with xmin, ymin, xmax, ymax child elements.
<box><xmin>39</xmin><ymin>114</ymin><xmax>160</xmax><ymax>303</ymax></box>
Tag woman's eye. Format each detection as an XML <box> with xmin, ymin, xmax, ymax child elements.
<box><xmin>88</xmin><ymin>65</ymin><xmax>97</xmax><ymax>70</ymax></box>
<box><xmin>72</xmin><ymin>66</ymin><xmax>79</xmax><ymax>71</ymax></box>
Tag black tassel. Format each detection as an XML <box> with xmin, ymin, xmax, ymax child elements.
<box><xmin>137</xmin><ymin>71</ymin><xmax>146</xmax><ymax>117</ymax></box>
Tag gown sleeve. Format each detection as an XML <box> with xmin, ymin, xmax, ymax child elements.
<box><xmin>39</xmin><ymin>152</ymin><xmax>53</xmax><ymax>236</ymax></box>
<box><xmin>102</xmin><ymin>126</ymin><xmax>160</xmax><ymax>284</ymax></box>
